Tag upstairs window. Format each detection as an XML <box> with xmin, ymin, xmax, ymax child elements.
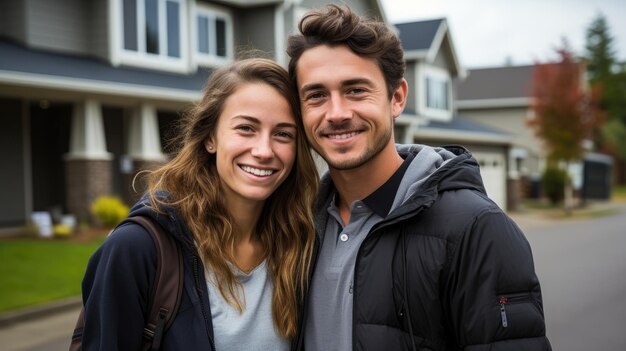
<box><xmin>425</xmin><ymin>76</ymin><xmax>449</xmax><ymax>111</ymax></box>
<box><xmin>194</xmin><ymin>5</ymin><xmax>233</xmax><ymax>65</ymax></box>
<box><xmin>120</xmin><ymin>0</ymin><xmax>186</xmax><ymax>71</ymax></box>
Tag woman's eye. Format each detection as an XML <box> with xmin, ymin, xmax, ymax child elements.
<box><xmin>236</xmin><ymin>125</ymin><xmax>254</xmax><ymax>132</ymax></box>
<box><xmin>275</xmin><ymin>131</ymin><xmax>294</xmax><ymax>139</ymax></box>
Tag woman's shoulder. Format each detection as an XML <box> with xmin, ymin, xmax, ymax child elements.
<box><xmin>95</xmin><ymin>220</ymin><xmax>158</xmax><ymax>263</ymax></box>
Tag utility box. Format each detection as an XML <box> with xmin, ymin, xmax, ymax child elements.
<box><xmin>582</xmin><ymin>153</ymin><xmax>613</xmax><ymax>200</ymax></box>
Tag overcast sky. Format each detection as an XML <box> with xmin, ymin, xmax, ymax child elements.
<box><xmin>380</xmin><ymin>0</ymin><xmax>626</xmax><ymax>68</ymax></box>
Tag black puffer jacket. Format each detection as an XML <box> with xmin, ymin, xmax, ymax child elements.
<box><xmin>305</xmin><ymin>145</ymin><xmax>551</xmax><ymax>350</ymax></box>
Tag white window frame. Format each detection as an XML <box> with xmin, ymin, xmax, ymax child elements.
<box><xmin>191</xmin><ymin>3</ymin><xmax>234</xmax><ymax>67</ymax></box>
<box><xmin>416</xmin><ymin>64</ymin><xmax>453</xmax><ymax>121</ymax></box>
<box><xmin>112</xmin><ymin>0</ymin><xmax>189</xmax><ymax>73</ymax></box>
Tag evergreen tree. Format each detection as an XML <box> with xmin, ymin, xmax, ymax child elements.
<box><xmin>585</xmin><ymin>13</ymin><xmax>615</xmax><ymax>84</ymax></box>
<box><xmin>584</xmin><ymin>13</ymin><xmax>626</xmax><ymax>183</ymax></box>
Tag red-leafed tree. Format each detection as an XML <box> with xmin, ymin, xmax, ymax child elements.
<box><xmin>528</xmin><ymin>41</ymin><xmax>603</xmax><ymax>207</ymax></box>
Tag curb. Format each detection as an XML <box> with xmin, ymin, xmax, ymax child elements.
<box><xmin>0</xmin><ymin>296</ymin><xmax>82</xmax><ymax>328</ymax></box>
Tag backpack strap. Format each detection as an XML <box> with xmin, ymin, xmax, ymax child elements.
<box><xmin>127</xmin><ymin>216</ymin><xmax>184</xmax><ymax>351</ymax></box>
<box><xmin>69</xmin><ymin>216</ymin><xmax>184</xmax><ymax>351</ymax></box>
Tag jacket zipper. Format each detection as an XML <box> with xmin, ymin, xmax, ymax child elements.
<box><xmin>498</xmin><ymin>292</ymin><xmax>531</xmax><ymax>328</ymax></box>
<box><xmin>351</xmin><ymin>206</ymin><xmax>427</xmax><ymax>350</ymax></box>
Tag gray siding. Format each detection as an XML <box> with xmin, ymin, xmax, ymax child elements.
<box><xmin>25</xmin><ymin>0</ymin><xmax>90</xmax><ymax>55</ymax></box>
<box><xmin>89</xmin><ymin>0</ymin><xmax>109</xmax><ymax>61</ymax></box>
<box><xmin>0</xmin><ymin>1</ymin><xmax>27</xmax><ymax>43</ymax></box>
<box><xmin>405</xmin><ymin>62</ymin><xmax>416</xmax><ymax>112</ymax></box>
<box><xmin>234</xmin><ymin>6</ymin><xmax>276</xmax><ymax>57</ymax></box>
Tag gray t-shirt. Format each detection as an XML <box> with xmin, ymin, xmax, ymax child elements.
<box><xmin>206</xmin><ymin>260</ymin><xmax>289</xmax><ymax>351</ymax></box>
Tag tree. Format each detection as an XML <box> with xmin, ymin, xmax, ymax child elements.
<box><xmin>529</xmin><ymin>40</ymin><xmax>602</xmax><ymax>207</ymax></box>
<box><xmin>585</xmin><ymin>13</ymin><xmax>615</xmax><ymax>84</ymax></box>
<box><xmin>585</xmin><ymin>13</ymin><xmax>626</xmax><ymax>183</ymax></box>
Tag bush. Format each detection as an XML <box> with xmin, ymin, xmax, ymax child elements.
<box><xmin>541</xmin><ymin>167</ymin><xmax>569</xmax><ymax>204</ymax></box>
<box><xmin>90</xmin><ymin>196</ymin><xmax>129</xmax><ymax>227</ymax></box>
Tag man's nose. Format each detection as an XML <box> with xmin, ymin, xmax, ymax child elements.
<box><xmin>326</xmin><ymin>93</ymin><xmax>352</xmax><ymax>123</ymax></box>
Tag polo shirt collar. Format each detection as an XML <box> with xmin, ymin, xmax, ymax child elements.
<box><xmin>361</xmin><ymin>153</ymin><xmax>414</xmax><ymax>218</ymax></box>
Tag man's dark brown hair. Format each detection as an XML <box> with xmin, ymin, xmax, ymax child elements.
<box><xmin>287</xmin><ymin>4</ymin><xmax>405</xmax><ymax>98</ymax></box>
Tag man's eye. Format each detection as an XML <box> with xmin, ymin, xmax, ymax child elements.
<box><xmin>348</xmin><ymin>88</ymin><xmax>365</xmax><ymax>94</ymax></box>
<box><xmin>305</xmin><ymin>92</ymin><xmax>325</xmax><ymax>100</ymax></box>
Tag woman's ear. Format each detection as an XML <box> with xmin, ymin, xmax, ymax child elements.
<box><xmin>204</xmin><ymin>139</ymin><xmax>216</xmax><ymax>154</ymax></box>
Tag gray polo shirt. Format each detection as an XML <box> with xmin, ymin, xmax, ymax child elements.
<box><xmin>304</xmin><ymin>154</ymin><xmax>414</xmax><ymax>351</ymax></box>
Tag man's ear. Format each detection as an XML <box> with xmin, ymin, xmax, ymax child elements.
<box><xmin>204</xmin><ymin>139</ymin><xmax>216</xmax><ymax>154</ymax></box>
<box><xmin>391</xmin><ymin>79</ymin><xmax>408</xmax><ymax>119</ymax></box>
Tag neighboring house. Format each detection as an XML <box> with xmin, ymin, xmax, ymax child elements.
<box><xmin>455</xmin><ymin>65</ymin><xmax>542</xmax><ymax>182</ymax></box>
<box><xmin>0</xmin><ymin>0</ymin><xmax>386</xmax><ymax>229</ymax></box>
<box><xmin>456</xmin><ymin>64</ymin><xmax>613</xmax><ymax>201</ymax></box>
<box><xmin>395</xmin><ymin>19</ymin><xmax>513</xmax><ymax>210</ymax></box>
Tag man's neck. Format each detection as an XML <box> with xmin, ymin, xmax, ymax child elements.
<box><xmin>330</xmin><ymin>146</ymin><xmax>404</xmax><ymax>224</ymax></box>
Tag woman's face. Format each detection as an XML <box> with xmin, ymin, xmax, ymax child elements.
<box><xmin>205</xmin><ymin>82</ymin><xmax>297</xmax><ymax>207</ymax></box>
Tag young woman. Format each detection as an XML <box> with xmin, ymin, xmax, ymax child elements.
<box><xmin>78</xmin><ymin>58</ymin><xmax>318</xmax><ymax>350</ymax></box>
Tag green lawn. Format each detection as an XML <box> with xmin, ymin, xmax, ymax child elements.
<box><xmin>0</xmin><ymin>238</ymin><xmax>104</xmax><ymax>313</ymax></box>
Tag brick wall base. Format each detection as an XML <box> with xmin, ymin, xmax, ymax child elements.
<box><xmin>65</xmin><ymin>159</ymin><xmax>113</xmax><ymax>224</ymax></box>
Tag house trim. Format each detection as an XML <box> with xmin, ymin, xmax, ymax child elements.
<box><xmin>414</xmin><ymin>128</ymin><xmax>511</xmax><ymax>145</ymax></box>
<box><xmin>0</xmin><ymin>70</ymin><xmax>201</xmax><ymax>102</ymax></box>
<box><xmin>456</xmin><ymin>97</ymin><xmax>531</xmax><ymax>109</ymax></box>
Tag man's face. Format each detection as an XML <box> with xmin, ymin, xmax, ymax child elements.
<box><xmin>296</xmin><ymin>45</ymin><xmax>405</xmax><ymax>171</ymax></box>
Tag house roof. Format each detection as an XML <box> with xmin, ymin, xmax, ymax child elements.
<box><xmin>413</xmin><ymin>114</ymin><xmax>512</xmax><ymax>145</ymax></box>
<box><xmin>396</xmin><ymin>19</ymin><xmax>445</xmax><ymax>52</ymax></box>
<box><xmin>456</xmin><ymin>65</ymin><xmax>534</xmax><ymax>101</ymax></box>
<box><xmin>395</xmin><ymin>18</ymin><xmax>465</xmax><ymax>78</ymax></box>
<box><xmin>0</xmin><ymin>40</ymin><xmax>209</xmax><ymax>101</ymax></box>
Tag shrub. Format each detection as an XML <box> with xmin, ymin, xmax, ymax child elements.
<box><xmin>541</xmin><ymin>167</ymin><xmax>569</xmax><ymax>204</ymax></box>
<box><xmin>90</xmin><ymin>196</ymin><xmax>129</xmax><ymax>227</ymax></box>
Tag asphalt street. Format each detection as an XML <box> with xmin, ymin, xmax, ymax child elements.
<box><xmin>1</xmin><ymin>203</ymin><xmax>625</xmax><ymax>350</ymax></box>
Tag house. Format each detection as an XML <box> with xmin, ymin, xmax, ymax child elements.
<box><xmin>395</xmin><ymin>19</ymin><xmax>513</xmax><ymax>210</ymax></box>
<box><xmin>0</xmin><ymin>0</ymin><xmax>386</xmax><ymax>230</ymax></box>
<box><xmin>455</xmin><ymin>65</ymin><xmax>542</xmax><ymax>181</ymax></box>
<box><xmin>1</xmin><ymin>0</ymin><xmax>514</xmax><ymax>231</ymax></box>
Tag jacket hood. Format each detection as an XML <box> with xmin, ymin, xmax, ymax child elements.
<box><xmin>128</xmin><ymin>193</ymin><xmax>198</xmax><ymax>253</ymax></box>
<box><xmin>315</xmin><ymin>144</ymin><xmax>487</xmax><ymax>219</ymax></box>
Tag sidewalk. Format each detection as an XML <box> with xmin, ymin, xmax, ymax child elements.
<box><xmin>0</xmin><ymin>298</ymin><xmax>81</xmax><ymax>351</ymax></box>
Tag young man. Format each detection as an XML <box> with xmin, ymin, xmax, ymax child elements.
<box><xmin>287</xmin><ymin>5</ymin><xmax>551</xmax><ymax>351</ymax></box>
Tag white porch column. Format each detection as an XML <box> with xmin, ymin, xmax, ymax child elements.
<box><xmin>128</xmin><ymin>104</ymin><xmax>166</xmax><ymax>161</ymax></box>
<box><xmin>67</xmin><ymin>99</ymin><xmax>113</xmax><ymax>160</ymax></box>
<box><xmin>65</xmin><ymin>99</ymin><xmax>113</xmax><ymax>223</ymax></box>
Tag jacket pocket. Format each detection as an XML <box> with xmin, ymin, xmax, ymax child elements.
<box><xmin>495</xmin><ymin>292</ymin><xmax>544</xmax><ymax>338</ymax></box>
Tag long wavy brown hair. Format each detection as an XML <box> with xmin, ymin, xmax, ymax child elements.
<box><xmin>146</xmin><ymin>58</ymin><xmax>318</xmax><ymax>339</ymax></box>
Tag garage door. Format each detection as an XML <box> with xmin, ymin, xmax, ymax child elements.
<box><xmin>473</xmin><ymin>152</ymin><xmax>507</xmax><ymax>210</ymax></box>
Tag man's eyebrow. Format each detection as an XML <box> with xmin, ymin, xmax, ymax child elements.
<box><xmin>299</xmin><ymin>83</ymin><xmax>325</xmax><ymax>95</ymax></box>
<box><xmin>341</xmin><ymin>78</ymin><xmax>375</xmax><ymax>87</ymax></box>
<box><xmin>300</xmin><ymin>78</ymin><xmax>375</xmax><ymax>94</ymax></box>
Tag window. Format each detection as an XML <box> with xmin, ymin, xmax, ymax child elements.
<box><xmin>194</xmin><ymin>5</ymin><xmax>233</xmax><ymax>65</ymax></box>
<box><xmin>425</xmin><ymin>76</ymin><xmax>449</xmax><ymax>111</ymax></box>
<box><xmin>119</xmin><ymin>0</ymin><xmax>186</xmax><ymax>71</ymax></box>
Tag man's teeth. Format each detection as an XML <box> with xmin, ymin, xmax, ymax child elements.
<box><xmin>241</xmin><ymin>166</ymin><xmax>274</xmax><ymax>176</ymax></box>
<box><xmin>329</xmin><ymin>131</ymin><xmax>358</xmax><ymax>140</ymax></box>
